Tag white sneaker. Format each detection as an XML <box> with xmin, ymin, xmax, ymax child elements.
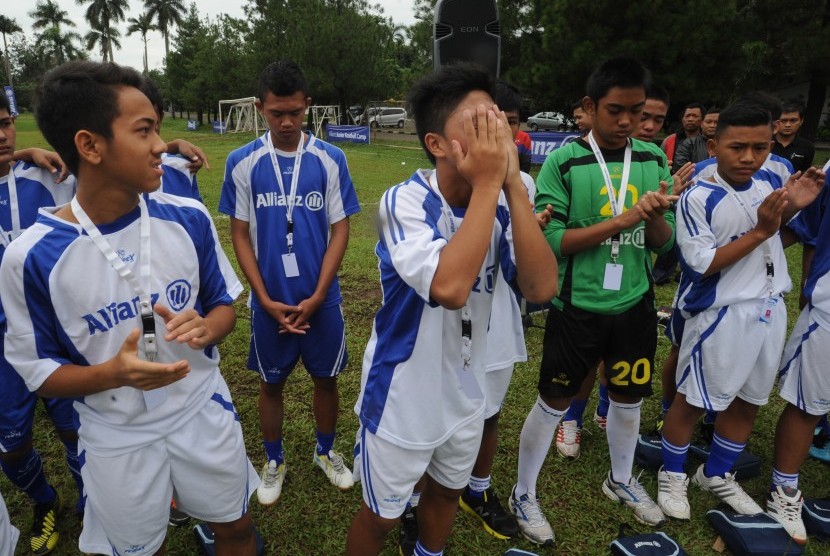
<box><xmin>313</xmin><ymin>450</ymin><xmax>354</xmax><ymax>490</ymax></box>
<box><xmin>767</xmin><ymin>486</ymin><xmax>807</xmax><ymax>545</ymax></box>
<box><xmin>508</xmin><ymin>485</ymin><xmax>554</xmax><ymax>546</ymax></box>
<box><xmin>257</xmin><ymin>460</ymin><xmax>286</xmax><ymax>505</ymax></box>
<box><xmin>555</xmin><ymin>420</ymin><xmax>581</xmax><ymax>459</ymax></box>
<box><xmin>692</xmin><ymin>464</ymin><xmax>762</xmax><ymax>514</ymax></box>
<box><xmin>594</xmin><ymin>409</ymin><xmax>607</xmax><ymax>432</ymax></box>
<box><xmin>657</xmin><ymin>466</ymin><xmax>690</xmax><ymax>520</ymax></box>
<box><xmin>602</xmin><ymin>471</ymin><xmax>666</xmax><ymax>526</ymax></box>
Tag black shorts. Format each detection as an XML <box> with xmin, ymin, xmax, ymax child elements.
<box><xmin>538</xmin><ymin>294</ymin><xmax>657</xmax><ymax>399</ymax></box>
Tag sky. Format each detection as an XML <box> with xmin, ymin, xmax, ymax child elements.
<box><xmin>5</xmin><ymin>0</ymin><xmax>418</xmax><ymax>73</ymax></box>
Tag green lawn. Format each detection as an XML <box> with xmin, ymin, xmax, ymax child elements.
<box><xmin>3</xmin><ymin>114</ymin><xmax>829</xmax><ymax>555</ymax></box>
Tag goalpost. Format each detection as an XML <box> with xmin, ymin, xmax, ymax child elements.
<box><xmin>310</xmin><ymin>105</ymin><xmax>341</xmax><ymax>137</ymax></box>
<box><xmin>217</xmin><ymin>97</ymin><xmax>267</xmax><ymax>134</ymax></box>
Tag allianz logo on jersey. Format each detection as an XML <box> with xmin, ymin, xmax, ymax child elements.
<box><xmin>81</xmin><ymin>280</ymin><xmax>193</xmax><ymax>335</ymax></box>
<box><xmin>255</xmin><ymin>192</ymin><xmax>324</xmax><ymax>211</ymax></box>
<box><xmin>601</xmin><ymin>228</ymin><xmax>645</xmax><ymax>248</ymax></box>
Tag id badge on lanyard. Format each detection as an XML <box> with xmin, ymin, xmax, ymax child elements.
<box><xmin>267</xmin><ymin>132</ymin><xmax>305</xmax><ymax>278</ymax></box>
<box><xmin>1</xmin><ymin>165</ymin><xmax>21</xmax><ymax>248</ymax></box>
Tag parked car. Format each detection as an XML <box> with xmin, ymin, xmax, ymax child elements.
<box><xmin>527</xmin><ymin>111</ymin><xmax>570</xmax><ymax>132</ymax></box>
<box><xmin>369</xmin><ymin>107</ymin><xmax>407</xmax><ymax>128</ymax></box>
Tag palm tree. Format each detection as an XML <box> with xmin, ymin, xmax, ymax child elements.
<box><xmin>35</xmin><ymin>26</ymin><xmax>83</xmax><ymax>65</ymax></box>
<box><xmin>0</xmin><ymin>16</ymin><xmax>22</xmax><ymax>88</ymax></box>
<box><xmin>143</xmin><ymin>0</ymin><xmax>185</xmax><ymax>59</ymax></box>
<box><xmin>77</xmin><ymin>0</ymin><xmax>130</xmax><ymax>63</ymax></box>
<box><xmin>85</xmin><ymin>24</ymin><xmax>122</xmax><ymax>63</ymax></box>
<box><xmin>29</xmin><ymin>0</ymin><xmax>77</xmax><ymax>31</ymax></box>
<box><xmin>127</xmin><ymin>11</ymin><xmax>157</xmax><ymax>74</ymax></box>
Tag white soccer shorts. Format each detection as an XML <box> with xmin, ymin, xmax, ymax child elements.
<box><xmin>778</xmin><ymin>306</ymin><xmax>830</xmax><ymax>416</ymax></box>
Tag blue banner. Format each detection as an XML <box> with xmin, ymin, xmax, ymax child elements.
<box><xmin>187</xmin><ymin>120</ymin><xmax>199</xmax><ymax>131</ymax></box>
<box><xmin>212</xmin><ymin>120</ymin><xmax>226</xmax><ymax>133</ymax></box>
<box><xmin>326</xmin><ymin>124</ymin><xmax>370</xmax><ymax>144</ymax></box>
<box><xmin>3</xmin><ymin>86</ymin><xmax>18</xmax><ymax>117</ymax></box>
<box><xmin>528</xmin><ymin>131</ymin><xmax>581</xmax><ymax>164</ymax></box>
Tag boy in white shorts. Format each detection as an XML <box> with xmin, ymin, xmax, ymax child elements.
<box><xmin>0</xmin><ymin>61</ymin><xmax>258</xmax><ymax>555</ymax></box>
<box><xmin>345</xmin><ymin>64</ymin><xmax>558</xmax><ymax>556</ymax></box>
<box><xmin>657</xmin><ymin>101</ymin><xmax>823</xmax><ymax>521</ymax></box>
<box><xmin>764</xmin><ymin>160</ymin><xmax>829</xmax><ymax>545</ymax></box>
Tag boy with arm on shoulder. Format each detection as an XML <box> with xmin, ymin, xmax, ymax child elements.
<box><xmin>0</xmin><ymin>61</ymin><xmax>257</xmax><ymax>556</ymax></box>
<box><xmin>345</xmin><ymin>64</ymin><xmax>557</xmax><ymax>556</ymax></box>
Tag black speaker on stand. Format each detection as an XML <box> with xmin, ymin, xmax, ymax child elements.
<box><xmin>433</xmin><ymin>0</ymin><xmax>501</xmax><ymax>78</ymax></box>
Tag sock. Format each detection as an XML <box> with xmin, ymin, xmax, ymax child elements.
<box><xmin>413</xmin><ymin>540</ymin><xmax>442</xmax><ymax>556</ymax></box>
<box><xmin>660</xmin><ymin>398</ymin><xmax>672</xmax><ymax>415</ymax></box>
<box><xmin>263</xmin><ymin>439</ymin><xmax>284</xmax><ymax>465</ymax></box>
<box><xmin>564</xmin><ymin>399</ymin><xmax>589</xmax><ymax>427</ymax></box>
<box><xmin>60</xmin><ymin>437</ymin><xmax>84</xmax><ymax>510</ymax></box>
<box><xmin>407</xmin><ymin>491</ymin><xmax>421</xmax><ymax>509</ymax></box>
<box><xmin>467</xmin><ymin>475</ymin><xmax>490</xmax><ymax>499</ymax></box>
<box><xmin>820</xmin><ymin>415</ymin><xmax>830</xmax><ymax>435</ymax></box>
<box><xmin>661</xmin><ymin>437</ymin><xmax>690</xmax><ymax>474</ymax></box>
<box><xmin>606</xmin><ymin>400</ymin><xmax>642</xmax><ymax>484</ymax></box>
<box><xmin>316</xmin><ymin>431</ymin><xmax>335</xmax><ymax>456</ymax></box>
<box><xmin>597</xmin><ymin>384</ymin><xmax>610</xmax><ymax>417</ymax></box>
<box><xmin>0</xmin><ymin>449</ymin><xmax>56</xmax><ymax>504</ymax></box>
<box><xmin>703</xmin><ymin>410</ymin><xmax>718</xmax><ymax>425</ymax></box>
<box><xmin>516</xmin><ymin>396</ymin><xmax>565</xmax><ymax>498</ymax></box>
<box><xmin>772</xmin><ymin>468</ymin><xmax>799</xmax><ymax>490</ymax></box>
<box><xmin>704</xmin><ymin>433</ymin><xmax>745</xmax><ymax>478</ymax></box>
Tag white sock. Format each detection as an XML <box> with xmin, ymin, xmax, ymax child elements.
<box><xmin>516</xmin><ymin>396</ymin><xmax>565</xmax><ymax>498</ymax></box>
<box><xmin>607</xmin><ymin>399</ymin><xmax>642</xmax><ymax>484</ymax></box>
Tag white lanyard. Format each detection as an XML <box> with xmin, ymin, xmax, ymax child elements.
<box><xmin>713</xmin><ymin>172</ymin><xmax>775</xmax><ymax>294</ymax></box>
<box><xmin>71</xmin><ymin>195</ymin><xmax>157</xmax><ymax>362</ymax></box>
<box><xmin>428</xmin><ymin>171</ymin><xmax>472</xmax><ymax>369</ymax></box>
<box><xmin>266</xmin><ymin>131</ymin><xmax>305</xmax><ymax>252</ymax></box>
<box><xmin>587</xmin><ymin>132</ymin><xmax>631</xmax><ymax>261</ymax></box>
<box><xmin>1</xmin><ymin>164</ymin><xmax>21</xmax><ymax>248</ymax></box>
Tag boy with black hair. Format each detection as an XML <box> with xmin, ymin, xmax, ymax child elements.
<box><xmin>220</xmin><ymin>60</ymin><xmax>360</xmax><ymax>505</ymax></box>
<box><xmin>773</xmin><ymin>101</ymin><xmax>815</xmax><ymax>174</ymax></box>
<box><xmin>633</xmin><ymin>84</ymin><xmax>670</xmax><ymax>145</ymax></box>
<box><xmin>0</xmin><ymin>60</ymin><xmax>258</xmax><ymax>555</ymax></box>
<box><xmin>512</xmin><ymin>56</ymin><xmax>677</xmax><ymax>544</ymax></box>
<box><xmin>572</xmin><ymin>99</ymin><xmax>590</xmax><ymax>136</ymax></box>
<box><xmin>657</xmin><ymin>102</ymin><xmax>823</xmax><ymax>522</ymax></box>
<box><xmin>346</xmin><ymin>64</ymin><xmax>557</xmax><ymax>556</ymax></box>
<box><xmin>497</xmin><ymin>82</ymin><xmax>532</xmax><ymax>173</ymax></box>
<box><xmin>661</xmin><ymin>102</ymin><xmax>705</xmax><ymax>164</ymax></box>
<box><xmin>673</xmin><ymin>106</ymin><xmax>721</xmax><ymax>172</ymax></box>
<box><xmin>0</xmin><ymin>88</ymin><xmax>78</xmax><ymax>555</ymax></box>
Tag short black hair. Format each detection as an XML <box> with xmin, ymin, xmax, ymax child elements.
<box><xmin>585</xmin><ymin>56</ymin><xmax>651</xmax><ymax>103</ymax></box>
<box><xmin>714</xmin><ymin>101</ymin><xmax>772</xmax><ymax>138</ymax></box>
<box><xmin>139</xmin><ymin>77</ymin><xmax>164</xmax><ymax>118</ymax></box>
<box><xmin>683</xmin><ymin>102</ymin><xmax>706</xmax><ymax>115</ymax></box>
<box><xmin>571</xmin><ymin>99</ymin><xmax>584</xmax><ymax>111</ymax></box>
<box><xmin>407</xmin><ymin>63</ymin><xmax>495</xmax><ymax>165</ymax></box>
<box><xmin>646</xmin><ymin>84</ymin><xmax>670</xmax><ymax>107</ymax></box>
<box><xmin>780</xmin><ymin>101</ymin><xmax>805</xmax><ymax>118</ymax></box>
<box><xmin>739</xmin><ymin>91</ymin><xmax>783</xmax><ymax>121</ymax></box>
<box><xmin>705</xmin><ymin>106</ymin><xmax>722</xmax><ymax>116</ymax></box>
<box><xmin>0</xmin><ymin>89</ymin><xmax>9</xmax><ymax>115</ymax></box>
<box><xmin>35</xmin><ymin>61</ymin><xmax>144</xmax><ymax>176</ymax></box>
<box><xmin>258</xmin><ymin>61</ymin><xmax>309</xmax><ymax>101</ymax></box>
<box><xmin>494</xmin><ymin>80</ymin><xmax>522</xmax><ymax>114</ymax></box>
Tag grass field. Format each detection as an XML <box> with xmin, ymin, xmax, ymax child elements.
<box><xmin>3</xmin><ymin>114</ymin><xmax>830</xmax><ymax>555</ymax></box>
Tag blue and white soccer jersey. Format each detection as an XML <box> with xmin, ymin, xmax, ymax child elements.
<box><xmin>353</xmin><ymin>169</ymin><xmax>516</xmax><ymax>518</ymax></box>
<box><xmin>691</xmin><ymin>153</ymin><xmax>793</xmax><ymax>188</ymax></box>
<box><xmin>0</xmin><ymin>192</ymin><xmax>256</xmax><ymax>555</ymax></box>
<box><xmin>0</xmin><ymin>162</ymin><xmax>76</xmax><ymax>452</ymax></box>
<box><xmin>159</xmin><ymin>152</ymin><xmax>202</xmax><ymax>202</ymax></box>
<box><xmin>675</xmin><ymin>175</ymin><xmax>791</xmax><ymax>411</ymax></box>
<box><xmin>219</xmin><ymin>132</ymin><xmax>360</xmax><ymax>380</ymax></box>
<box><xmin>778</xmin><ymin>162</ymin><xmax>830</xmax><ymax>416</ymax></box>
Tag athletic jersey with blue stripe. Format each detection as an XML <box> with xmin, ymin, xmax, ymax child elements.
<box><xmin>0</xmin><ymin>192</ymin><xmax>243</xmax><ymax>456</ymax></box>
<box><xmin>692</xmin><ymin>153</ymin><xmax>793</xmax><ymax>187</ymax></box>
<box><xmin>797</xmin><ymin>160</ymin><xmax>830</xmax><ymax>328</ymax></box>
<box><xmin>355</xmin><ymin>169</ymin><xmax>517</xmax><ymax>449</ymax></box>
<box><xmin>675</xmin><ymin>174</ymin><xmax>791</xmax><ymax>315</ymax></box>
<box><xmin>219</xmin><ymin>132</ymin><xmax>360</xmax><ymax>309</ymax></box>
<box><xmin>159</xmin><ymin>153</ymin><xmax>201</xmax><ymax>202</ymax></box>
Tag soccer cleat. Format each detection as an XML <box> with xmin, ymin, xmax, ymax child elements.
<box><xmin>398</xmin><ymin>505</ymin><xmax>418</xmax><ymax>556</ymax></box>
<box><xmin>30</xmin><ymin>492</ymin><xmax>60</xmax><ymax>556</ymax></box>
<box><xmin>555</xmin><ymin>420</ymin><xmax>582</xmax><ymax>459</ymax></box>
<box><xmin>656</xmin><ymin>467</ymin><xmax>691</xmax><ymax>520</ymax></box>
<box><xmin>809</xmin><ymin>431</ymin><xmax>830</xmax><ymax>463</ymax></box>
<box><xmin>508</xmin><ymin>485</ymin><xmax>554</xmax><ymax>546</ymax></box>
<box><xmin>692</xmin><ymin>464</ymin><xmax>762</xmax><ymax>515</ymax></box>
<box><xmin>169</xmin><ymin>498</ymin><xmax>190</xmax><ymax>527</ymax></box>
<box><xmin>459</xmin><ymin>486</ymin><xmax>519</xmax><ymax>539</ymax></box>
<box><xmin>766</xmin><ymin>486</ymin><xmax>807</xmax><ymax>545</ymax></box>
<box><xmin>257</xmin><ymin>460</ymin><xmax>286</xmax><ymax>505</ymax></box>
<box><xmin>313</xmin><ymin>450</ymin><xmax>354</xmax><ymax>490</ymax></box>
<box><xmin>602</xmin><ymin>471</ymin><xmax>666</xmax><ymax>526</ymax></box>
<box><xmin>594</xmin><ymin>409</ymin><xmax>608</xmax><ymax>432</ymax></box>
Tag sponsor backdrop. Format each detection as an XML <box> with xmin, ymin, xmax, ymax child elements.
<box><xmin>326</xmin><ymin>125</ymin><xmax>371</xmax><ymax>144</ymax></box>
<box><xmin>528</xmin><ymin>131</ymin><xmax>581</xmax><ymax>165</ymax></box>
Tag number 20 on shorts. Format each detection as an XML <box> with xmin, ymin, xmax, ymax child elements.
<box><xmin>609</xmin><ymin>358</ymin><xmax>651</xmax><ymax>386</ymax></box>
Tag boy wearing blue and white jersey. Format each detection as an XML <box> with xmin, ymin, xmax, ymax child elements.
<box><xmin>345</xmin><ymin>64</ymin><xmax>557</xmax><ymax>556</ymax></box>
<box><xmin>0</xmin><ymin>90</ymin><xmax>78</xmax><ymax>556</ymax></box>
<box><xmin>657</xmin><ymin>102</ymin><xmax>824</xmax><ymax>522</ymax></box>
<box><xmin>219</xmin><ymin>61</ymin><xmax>360</xmax><ymax>504</ymax></box>
<box><xmin>0</xmin><ymin>61</ymin><xmax>258</xmax><ymax>556</ymax></box>
<box><xmin>765</xmin><ymin>159</ymin><xmax>829</xmax><ymax>544</ymax></box>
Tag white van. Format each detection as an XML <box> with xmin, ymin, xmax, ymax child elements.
<box><xmin>369</xmin><ymin>107</ymin><xmax>407</xmax><ymax>128</ymax></box>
